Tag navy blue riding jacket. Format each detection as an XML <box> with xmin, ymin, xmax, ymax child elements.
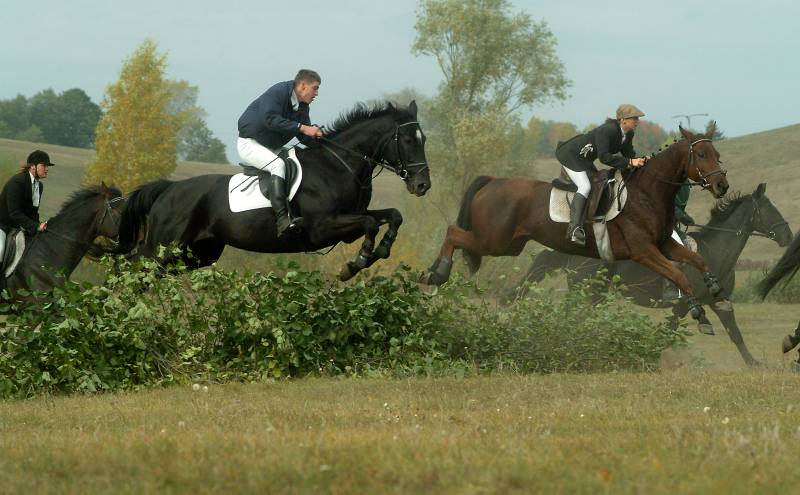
<box><xmin>238</xmin><ymin>80</ymin><xmax>312</xmax><ymax>150</ymax></box>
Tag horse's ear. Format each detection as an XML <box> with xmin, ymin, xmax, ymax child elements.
<box><xmin>754</xmin><ymin>182</ymin><xmax>767</xmax><ymax>198</ymax></box>
<box><xmin>705</xmin><ymin>120</ymin><xmax>717</xmax><ymax>139</ymax></box>
<box><xmin>387</xmin><ymin>102</ymin><xmax>396</xmax><ymax>114</ymax></box>
<box><xmin>101</xmin><ymin>181</ymin><xmax>108</xmax><ymax>191</ymax></box>
<box><xmin>408</xmin><ymin>100</ymin><xmax>418</xmax><ymax>118</ymax></box>
<box><xmin>679</xmin><ymin>124</ymin><xmax>693</xmax><ymax>141</ymax></box>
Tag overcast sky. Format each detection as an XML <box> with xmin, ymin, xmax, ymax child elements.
<box><xmin>2</xmin><ymin>0</ymin><xmax>798</xmax><ymax>161</ymax></box>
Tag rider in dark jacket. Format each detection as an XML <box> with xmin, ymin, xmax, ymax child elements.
<box><xmin>0</xmin><ymin>149</ymin><xmax>53</xmax><ymax>265</ymax></box>
<box><xmin>555</xmin><ymin>104</ymin><xmax>647</xmax><ymax>245</ymax></box>
<box><xmin>237</xmin><ymin>70</ymin><xmax>323</xmax><ymax>238</ymax></box>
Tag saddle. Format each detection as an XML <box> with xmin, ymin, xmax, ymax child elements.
<box><xmin>239</xmin><ymin>149</ymin><xmax>300</xmax><ymax>201</ymax></box>
<box><xmin>230</xmin><ymin>148</ymin><xmax>302</xmax><ymax>214</ymax></box>
<box><xmin>552</xmin><ymin>168</ymin><xmax>619</xmax><ymax>220</ymax></box>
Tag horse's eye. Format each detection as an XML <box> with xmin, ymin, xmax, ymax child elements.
<box><xmin>698</xmin><ymin>151</ymin><xmax>705</xmax><ymax>158</ymax></box>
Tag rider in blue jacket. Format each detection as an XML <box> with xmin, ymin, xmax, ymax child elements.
<box><xmin>237</xmin><ymin>70</ymin><xmax>323</xmax><ymax>238</ymax></box>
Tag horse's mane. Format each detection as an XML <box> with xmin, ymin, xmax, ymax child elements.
<box><xmin>48</xmin><ymin>185</ymin><xmax>121</xmax><ymax>225</ymax></box>
<box><xmin>708</xmin><ymin>192</ymin><xmax>747</xmax><ymax>223</ymax></box>
<box><xmin>324</xmin><ymin>102</ymin><xmax>412</xmax><ymax>138</ymax></box>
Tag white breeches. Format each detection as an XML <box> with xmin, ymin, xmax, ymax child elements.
<box><xmin>563</xmin><ymin>167</ymin><xmax>591</xmax><ymax>197</ymax></box>
<box><xmin>671</xmin><ymin>230</ymin><xmax>685</xmax><ymax>246</ymax></box>
<box><xmin>237</xmin><ymin>137</ymin><xmax>286</xmax><ymax>179</ymax></box>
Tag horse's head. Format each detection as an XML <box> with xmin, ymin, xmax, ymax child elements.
<box><xmin>96</xmin><ymin>182</ymin><xmax>125</xmax><ymax>239</ymax></box>
<box><xmin>750</xmin><ymin>183</ymin><xmax>793</xmax><ymax>246</ymax></box>
<box><xmin>381</xmin><ymin>101</ymin><xmax>431</xmax><ymax>196</ymax></box>
<box><xmin>679</xmin><ymin>123</ymin><xmax>729</xmax><ymax>198</ymax></box>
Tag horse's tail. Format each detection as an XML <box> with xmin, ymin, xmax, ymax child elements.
<box><xmin>456</xmin><ymin>176</ymin><xmax>492</xmax><ymax>274</ymax></box>
<box><xmin>115</xmin><ymin>180</ymin><xmax>175</xmax><ymax>253</ymax></box>
<box><xmin>758</xmin><ymin>232</ymin><xmax>800</xmax><ymax>298</ymax></box>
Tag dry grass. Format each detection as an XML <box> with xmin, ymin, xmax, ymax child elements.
<box><xmin>0</xmin><ymin>302</ymin><xmax>798</xmax><ymax>493</ymax></box>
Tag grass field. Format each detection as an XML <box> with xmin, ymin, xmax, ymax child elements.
<box><xmin>1</xmin><ymin>302</ymin><xmax>800</xmax><ymax>494</ymax></box>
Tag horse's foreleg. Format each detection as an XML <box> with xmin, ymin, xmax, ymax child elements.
<box><xmin>307</xmin><ymin>214</ymin><xmax>380</xmax><ymax>281</ymax></box>
<box><xmin>711</xmin><ymin>305</ymin><xmax>759</xmax><ymax>366</ymax></box>
<box><xmin>419</xmin><ymin>225</ymin><xmax>481</xmax><ymax>286</ymax></box>
<box><xmin>362</xmin><ymin>208</ymin><xmax>403</xmax><ymax>266</ymax></box>
<box><xmin>631</xmin><ymin>243</ymin><xmax>714</xmax><ymax>334</ymax></box>
<box><xmin>661</xmin><ymin>239</ymin><xmax>731</xmax><ymax>311</ymax></box>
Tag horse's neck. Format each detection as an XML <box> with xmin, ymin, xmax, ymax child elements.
<box><xmin>631</xmin><ymin>146</ymin><xmax>688</xmax><ymax>213</ymax></box>
<box><xmin>28</xmin><ymin>206</ymin><xmax>101</xmax><ymax>273</ymax></box>
<box><xmin>697</xmin><ymin>200</ymin><xmax>753</xmax><ymax>274</ymax></box>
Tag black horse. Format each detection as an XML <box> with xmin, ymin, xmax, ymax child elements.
<box><xmin>516</xmin><ymin>183</ymin><xmax>792</xmax><ymax>366</ymax></box>
<box><xmin>109</xmin><ymin>102</ymin><xmax>430</xmax><ymax>280</ymax></box>
<box><xmin>758</xmin><ymin>222</ymin><xmax>800</xmax><ymax>359</ymax></box>
<box><xmin>3</xmin><ymin>183</ymin><xmax>123</xmax><ymax>297</ymax></box>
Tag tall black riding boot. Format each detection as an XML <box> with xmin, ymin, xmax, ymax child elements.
<box><xmin>567</xmin><ymin>193</ymin><xmax>587</xmax><ymax>246</ymax></box>
<box><xmin>267</xmin><ymin>175</ymin><xmax>302</xmax><ymax>238</ymax></box>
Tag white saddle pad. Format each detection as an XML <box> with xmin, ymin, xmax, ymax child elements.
<box><xmin>548</xmin><ymin>169</ymin><xmax>628</xmax><ymax>223</ymax></box>
<box><xmin>549</xmin><ymin>169</ymin><xmax>629</xmax><ymax>263</ymax></box>
<box><xmin>228</xmin><ymin>153</ymin><xmax>303</xmax><ymax>213</ymax></box>
<box><xmin>5</xmin><ymin>231</ymin><xmax>25</xmax><ymax>278</ymax></box>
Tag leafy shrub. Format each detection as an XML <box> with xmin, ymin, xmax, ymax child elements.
<box><xmin>0</xmin><ymin>254</ymin><xmax>686</xmax><ymax>398</ymax></box>
<box><xmin>428</xmin><ymin>275</ymin><xmax>688</xmax><ymax>373</ymax></box>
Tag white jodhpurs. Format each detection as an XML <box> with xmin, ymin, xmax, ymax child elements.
<box><xmin>0</xmin><ymin>229</ymin><xmax>5</xmax><ymax>264</ymax></box>
<box><xmin>237</xmin><ymin>137</ymin><xmax>286</xmax><ymax>179</ymax></box>
<box><xmin>563</xmin><ymin>167</ymin><xmax>591</xmax><ymax>196</ymax></box>
<box><xmin>671</xmin><ymin>229</ymin><xmax>685</xmax><ymax>246</ymax></box>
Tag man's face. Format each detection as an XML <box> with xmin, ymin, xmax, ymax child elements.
<box><xmin>621</xmin><ymin>117</ymin><xmax>640</xmax><ymax>133</ymax></box>
<box><xmin>34</xmin><ymin>163</ymin><xmax>49</xmax><ymax>179</ymax></box>
<box><xmin>296</xmin><ymin>80</ymin><xmax>320</xmax><ymax>104</ymax></box>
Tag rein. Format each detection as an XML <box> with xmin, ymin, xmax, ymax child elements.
<box><xmin>688</xmin><ymin>196</ymin><xmax>787</xmax><ymax>240</ymax></box>
<box><xmin>638</xmin><ymin>138</ymin><xmax>727</xmax><ymax>190</ymax></box>
<box><xmin>34</xmin><ymin>196</ymin><xmax>124</xmax><ymax>245</ymax></box>
<box><xmin>318</xmin><ymin>120</ymin><xmax>429</xmax><ymax>182</ymax></box>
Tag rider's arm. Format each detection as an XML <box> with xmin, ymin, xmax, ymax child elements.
<box><xmin>595</xmin><ymin>124</ymin><xmax>631</xmax><ymax>170</ymax></box>
<box><xmin>260</xmin><ymin>86</ymin><xmax>305</xmax><ymax>135</ymax></box>
<box><xmin>6</xmin><ymin>178</ymin><xmax>40</xmax><ymax>234</ymax></box>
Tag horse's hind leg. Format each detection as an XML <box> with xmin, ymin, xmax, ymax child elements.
<box><xmin>782</xmin><ymin>320</ymin><xmax>800</xmax><ymax>353</ymax></box>
<box><xmin>419</xmin><ymin>224</ymin><xmax>481</xmax><ymax>286</ymax></box>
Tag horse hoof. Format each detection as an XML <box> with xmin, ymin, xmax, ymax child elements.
<box><xmin>698</xmin><ymin>322</ymin><xmax>715</xmax><ymax>335</ymax></box>
<box><xmin>783</xmin><ymin>334</ymin><xmax>800</xmax><ymax>354</ymax></box>
<box><xmin>746</xmin><ymin>358</ymin><xmax>764</xmax><ymax>368</ymax></box>
<box><xmin>713</xmin><ymin>299</ymin><xmax>733</xmax><ymax>312</ymax></box>
<box><xmin>338</xmin><ymin>263</ymin><xmax>356</xmax><ymax>282</ymax></box>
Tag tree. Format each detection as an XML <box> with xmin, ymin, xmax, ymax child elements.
<box><xmin>412</xmin><ymin>0</ymin><xmax>570</xmax><ymax>206</ymax></box>
<box><xmin>84</xmin><ymin>39</ymin><xmax>178</xmax><ymax>192</ymax></box>
<box><xmin>179</xmin><ymin>118</ymin><xmax>227</xmax><ymax>163</ymax></box>
<box><xmin>167</xmin><ymin>80</ymin><xmax>228</xmax><ymax>163</ymax></box>
<box><xmin>413</xmin><ymin>0</ymin><xmax>569</xmax><ymax>115</ymax></box>
<box><xmin>634</xmin><ymin>120</ymin><xmax>668</xmax><ymax>155</ymax></box>
<box><xmin>28</xmin><ymin>88</ymin><xmax>101</xmax><ymax>148</ymax></box>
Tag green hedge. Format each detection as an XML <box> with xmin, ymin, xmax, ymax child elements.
<box><xmin>0</xmin><ymin>255</ymin><xmax>687</xmax><ymax>398</ymax></box>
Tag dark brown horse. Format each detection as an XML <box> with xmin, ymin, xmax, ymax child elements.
<box><xmin>420</xmin><ymin>125</ymin><xmax>731</xmax><ymax>331</ymax></box>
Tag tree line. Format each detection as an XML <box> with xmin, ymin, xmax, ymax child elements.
<box><xmin>0</xmin><ymin>75</ymin><xmax>229</xmax><ymax>166</ymax></box>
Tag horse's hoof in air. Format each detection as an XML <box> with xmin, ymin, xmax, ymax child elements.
<box><xmin>338</xmin><ymin>263</ymin><xmax>356</xmax><ymax>282</ymax></box>
<box><xmin>713</xmin><ymin>298</ymin><xmax>733</xmax><ymax>312</ymax></box>
<box><xmin>782</xmin><ymin>334</ymin><xmax>800</xmax><ymax>353</ymax></box>
<box><xmin>698</xmin><ymin>322</ymin><xmax>715</xmax><ymax>335</ymax></box>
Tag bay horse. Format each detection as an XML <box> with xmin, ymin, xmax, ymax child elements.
<box><xmin>107</xmin><ymin>102</ymin><xmax>429</xmax><ymax>281</ymax></box>
<box><xmin>420</xmin><ymin>125</ymin><xmax>731</xmax><ymax>331</ymax></box>
<box><xmin>515</xmin><ymin>183</ymin><xmax>792</xmax><ymax>365</ymax></box>
<box><xmin>2</xmin><ymin>183</ymin><xmax>123</xmax><ymax>298</ymax></box>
